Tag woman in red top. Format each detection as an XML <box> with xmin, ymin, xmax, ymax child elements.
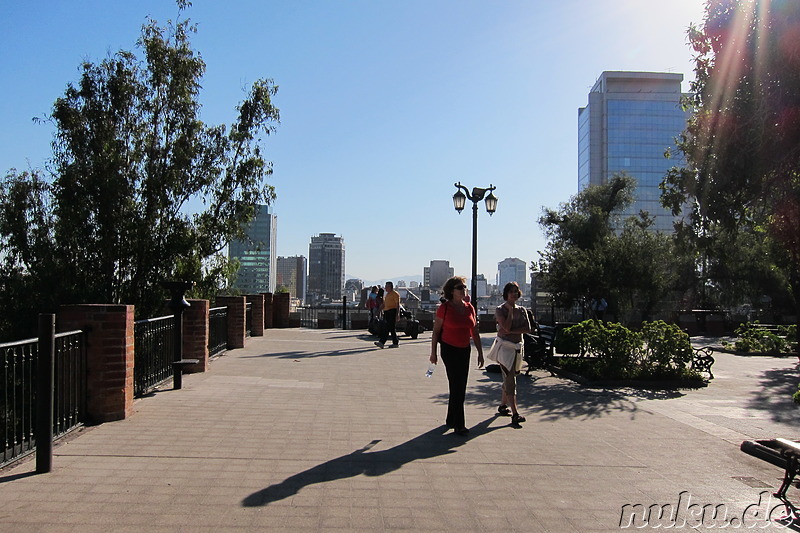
<box><xmin>429</xmin><ymin>276</ymin><xmax>484</xmax><ymax>435</ymax></box>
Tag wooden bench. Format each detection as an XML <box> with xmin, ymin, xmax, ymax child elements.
<box><xmin>741</xmin><ymin>438</ymin><xmax>800</xmax><ymax>498</ymax></box>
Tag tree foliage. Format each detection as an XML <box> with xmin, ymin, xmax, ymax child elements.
<box><xmin>661</xmin><ymin>0</ymin><xmax>800</xmax><ymax>315</ymax></box>
<box><xmin>0</xmin><ymin>8</ymin><xmax>279</xmax><ymax>338</ymax></box>
<box><xmin>537</xmin><ymin>174</ymin><xmax>684</xmax><ymax>323</ymax></box>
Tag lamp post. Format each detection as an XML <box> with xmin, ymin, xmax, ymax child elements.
<box><xmin>452</xmin><ymin>182</ymin><xmax>497</xmax><ymax>305</ymax></box>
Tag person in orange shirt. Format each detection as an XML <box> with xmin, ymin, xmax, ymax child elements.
<box><xmin>374</xmin><ymin>281</ymin><xmax>400</xmax><ymax>348</ymax></box>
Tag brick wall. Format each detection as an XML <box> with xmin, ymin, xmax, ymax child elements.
<box><xmin>262</xmin><ymin>293</ymin><xmax>273</xmax><ymax>329</ymax></box>
<box><xmin>183</xmin><ymin>299</ymin><xmax>209</xmax><ymax>372</ymax></box>
<box><xmin>215</xmin><ymin>296</ymin><xmax>246</xmax><ymax>349</ymax></box>
<box><xmin>57</xmin><ymin>304</ymin><xmax>135</xmax><ymax>423</ymax></box>
<box><xmin>273</xmin><ymin>292</ymin><xmax>290</xmax><ymax>328</ymax></box>
<box><xmin>246</xmin><ymin>294</ymin><xmax>264</xmax><ymax>336</ymax></box>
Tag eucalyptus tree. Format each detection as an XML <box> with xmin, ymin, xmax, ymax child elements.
<box><xmin>0</xmin><ymin>7</ymin><xmax>279</xmax><ymax>337</ymax></box>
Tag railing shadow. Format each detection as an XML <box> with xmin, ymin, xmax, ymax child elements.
<box><xmin>0</xmin><ymin>469</ymin><xmax>38</xmax><ymax>484</ymax></box>
<box><xmin>241</xmin><ymin>416</ymin><xmax>501</xmax><ymax>507</ymax></box>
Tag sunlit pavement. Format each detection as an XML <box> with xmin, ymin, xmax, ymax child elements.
<box><xmin>0</xmin><ymin>328</ymin><xmax>798</xmax><ymax>532</ymax></box>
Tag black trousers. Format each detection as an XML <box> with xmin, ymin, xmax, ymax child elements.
<box><xmin>379</xmin><ymin>308</ymin><xmax>399</xmax><ymax>345</ymax></box>
<box><xmin>440</xmin><ymin>341</ymin><xmax>471</xmax><ymax>429</ymax></box>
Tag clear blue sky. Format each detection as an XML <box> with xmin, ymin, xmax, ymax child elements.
<box><xmin>0</xmin><ymin>0</ymin><xmax>705</xmax><ymax>285</ymax></box>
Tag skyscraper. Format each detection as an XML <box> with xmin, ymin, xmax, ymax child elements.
<box><xmin>308</xmin><ymin>233</ymin><xmax>345</xmax><ymax>303</ymax></box>
<box><xmin>423</xmin><ymin>260</ymin><xmax>454</xmax><ymax>292</ymax></box>
<box><xmin>276</xmin><ymin>255</ymin><xmax>307</xmax><ymax>303</ymax></box>
<box><xmin>578</xmin><ymin>71</ymin><xmax>690</xmax><ymax>232</ymax></box>
<box><xmin>497</xmin><ymin>258</ymin><xmax>526</xmax><ymax>288</ymax></box>
<box><xmin>228</xmin><ymin>204</ymin><xmax>277</xmax><ymax>294</ymax></box>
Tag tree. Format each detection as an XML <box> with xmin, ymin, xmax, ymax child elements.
<box><xmin>661</xmin><ymin>0</ymin><xmax>800</xmax><ymax>323</ymax></box>
<box><xmin>538</xmin><ymin>174</ymin><xmax>683</xmax><ymax>324</ymax></box>
<box><xmin>0</xmin><ymin>6</ymin><xmax>279</xmax><ymax>339</ymax></box>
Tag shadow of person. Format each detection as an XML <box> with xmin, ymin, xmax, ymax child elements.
<box><xmin>242</xmin><ymin>416</ymin><xmax>499</xmax><ymax>507</ymax></box>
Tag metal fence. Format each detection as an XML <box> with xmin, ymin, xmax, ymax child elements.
<box><xmin>208</xmin><ymin>307</ymin><xmax>227</xmax><ymax>357</ymax></box>
<box><xmin>53</xmin><ymin>331</ymin><xmax>87</xmax><ymax>438</ymax></box>
<box><xmin>1</xmin><ymin>330</ymin><xmax>87</xmax><ymax>468</ymax></box>
<box><xmin>133</xmin><ymin>315</ymin><xmax>174</xmax><ymax>397</ymax></box>
<box><xmin>245</xmin><ymin>302</ymin><xmax>252</xmax><ymax>337</ymax></box>
<box><xmin>297</xmin><ymin>306</ymin><xmax>353</xmax><ymax>329</ymax></box>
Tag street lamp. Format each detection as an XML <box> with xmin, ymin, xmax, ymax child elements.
<box><xmin>452</xmin><ymin>182</ymin><xmax>497</xmax><ymax>304</ymax></box>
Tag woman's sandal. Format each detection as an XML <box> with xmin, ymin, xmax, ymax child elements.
<box><xmin>497</xmin><ymin>405</ymin><xmax>511</xmax><ymax>416</ymax></box>
<box><xmin>511</xmin><ymin>414</ymin><xmax>526</xmax><ymax>425</ymax></box>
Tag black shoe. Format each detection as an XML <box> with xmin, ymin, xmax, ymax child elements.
<box><xmin>454</xmin><ymin>427</ymin><xmax>470</xmax><ymax>436</ymax></box>
<box><xmin>511</xmin><ymin>414</ymin><xmax>525</xmax><ymax>427</ymax></box>
<box><xmin>497</xmin><ymin>405</ymin><xmax>511</xmax><ymax>416</ymax></box>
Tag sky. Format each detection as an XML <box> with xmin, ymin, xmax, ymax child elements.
<box><xmin>0</xmin><ymin>0</ymin><xmax>707</xmax><ymax>286</ymax></box>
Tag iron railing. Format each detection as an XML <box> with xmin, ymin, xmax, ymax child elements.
<box><xmin>245</xmin><ymin>302</ymin><xmax>252</xmax><ymax>337</ymax></box>
<box><xmin>133</xmin><ymin>315</ymin><xmax>174</xmax><ymax>397</ymax></box>
<box><xmin>52</xmin><ymin>331</ymin><xmax>87</xmax><ymax>438</ymax></box>
<box><xmin>1</xmin><ymin>337</ymin><xmax>36</xmax><ymax>466</ymax></box>
<box><xmin>208</xmin><ymin>307</ymin><xmax>227</xmax><ymax>357</ymax></box>
<box><xmin>1</xmin><ymin>330</ymin><xmax>87</xmax><ymax>468</ymax></box>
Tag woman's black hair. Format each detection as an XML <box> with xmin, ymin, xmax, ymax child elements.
<box><xmin>441</xmin><ymin>276</ymin><xmax>467</xmax><ymax>301</ymax></box>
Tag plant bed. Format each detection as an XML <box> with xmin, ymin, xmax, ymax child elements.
<box><xmin>550</xmin><ymin>355</ymin><xmax>707</xmax><ymax>389</ymax></box>
<box><xmin>546</xmin><ymin>320</ymin><xmax>711</xmax><ymax>389</ymax></box>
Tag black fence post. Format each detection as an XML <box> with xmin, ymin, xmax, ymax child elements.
<box><xmin>342</xmin><ymin>296</ymin><xmax>347</xmax><ymax>330</ymax></box>
<box><xmin>162</xmin><ymin>281</ymin><xmax>194</xmax><ymax>390</ymax></box>
<box><xmin>35</xmin><ymin>313</ymin><xmax>55</xmax><ymax>474</ymax></box>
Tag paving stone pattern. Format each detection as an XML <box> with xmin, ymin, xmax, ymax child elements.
<box><xmin>0</xmin><ymin>329</ymin><xmax>797</xmax><ymax>532</ymax></box>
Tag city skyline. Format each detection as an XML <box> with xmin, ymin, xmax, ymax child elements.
<box><xmin>0</xmin><ymin>1</ymin><xmax>706</xmax><ymax>282</ymax></box>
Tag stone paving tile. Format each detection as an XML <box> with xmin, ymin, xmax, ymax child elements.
<box><xmin>0</xmin><ymin>328</ymin><xmax>798</xmax><ymax>532</ymax></box>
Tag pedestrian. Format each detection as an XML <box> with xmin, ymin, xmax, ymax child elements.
<box><xmin>367</xmin><ymin>286</ymin><xmax>379</xmax><ymax>322</ymax></box>
<box><xmin>374</xmin><ymin>281</ymin><xmax>400</xmax><ymax>348</ymax></box>
<box><xmin>429</xmin><ymin>276</ymin><xmax>484</xmax><ymax>435</ymax></box>
<box><xmin>487</xmin><ymin>281</ymin><xmax>531</xmax><ymax>428</ymax></box>
<box><xmin>375</xmin><ymin>287</ymin><xmax>384</xmax><ymax>319</ymax></box>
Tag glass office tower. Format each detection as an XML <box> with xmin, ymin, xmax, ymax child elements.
<box><xmin>228</xmin><ymin>204</ymin><xmax>278</xmax><ymax>294</ymax></box>
<box><xmin>578</xmin><ymin>72</ymin><xmax>690</xmax><ymax>232</ymax></box>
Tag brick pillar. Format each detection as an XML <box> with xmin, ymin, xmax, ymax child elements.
<box><xmin>273</xmin><ymin>292</ymin><xmax>290</xmax><ymax>328</ymax></box>
<box><xmin>57</xmin><ymin>304</ymin><xmax>134</xmax><ymax>423</ymax></box>
<box><xmin>246</xmin><ymin>294</ymin><xmax>264</xmax><ymax>336</ymax></box>
<box><xmin>183</xmin><ymin>299</ymin><xmax>209</xmax><ymax>373</ymax></box>
<box><xmin>262</xmin><ymin>293</ymin><xmax>274</xmax><ymax>329</ymax></box>
<box><xmin>215</xmin><ymin>296</ymin><xmax>246</xmax><ymax>349</ymax></box>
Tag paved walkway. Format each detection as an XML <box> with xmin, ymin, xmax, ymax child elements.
<box><xmin>0</xmin><ymin>328</ymin><xmax>798</xmax><ymax>532</ymax></box>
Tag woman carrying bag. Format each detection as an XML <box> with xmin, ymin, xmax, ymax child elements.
<box><xmin>429</xmin><ymin>276</ymin><xmax>484</xmax><ymax>436</ymax></box>
<box><xmin>487</xmin><ymin>281</ymin><xmax>531</xmax><ymax>428</ymax></box>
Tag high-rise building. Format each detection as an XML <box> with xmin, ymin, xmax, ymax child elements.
<box><xmin>578</xmin><ymin>71</ymin><xmax>690</xmax><ymax>232</ymax></box>
<box><xmin>308</xmin><ymin>233</ymin><xmax>345</xmax><ymax>303</ymax></box>
<box><xmin>228</xmin><ymin>204</ymin><xmax>277</xmax><ymax>294</ymax></box>
<box><xmin>423</xmin><ymin>260</ymin><xmax>454</xmax><ymax>292</ymax></box>
<box><xmin>276</xmin><ymin>255</ymin><xmax>307</xmax><ymax>303</ymax></box>
<box><xmin>475</xmin><ymin>274</ymin><xmax>488</xmax><ymax>298</ymax></box>
<box><xmin>497</xmin><ymin>258</ymin><xmax>526</xmax><ymax>288</ymax></box>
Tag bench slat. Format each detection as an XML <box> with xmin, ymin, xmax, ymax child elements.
<box><xmin>775</xmin><ymin>438</ymin><xmax>800</xmax><ymax>455</ymax></box>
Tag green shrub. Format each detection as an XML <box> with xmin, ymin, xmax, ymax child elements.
<box><xmin>794</xmin><ymin>384</ymin><xmax>800</xmax><ymax>405</ymax></box>
<box><xmin>640</xmin><ymin>320</ymin><xmax>694</xmax><ymax>372</ymax></box>
<box><xmin>557</xmin><ymin>319</ymin><xmax>702</xmax><ymax>383</ymax></box>
<box><xmin>562</xmin><ymin>321</ymin><xmax>642</xmax><ymax>380</ymax></box>
<box><xmin>733</xmin><ymin>322</ymin><xmax>792</xmax><ymax>353</ymax></box>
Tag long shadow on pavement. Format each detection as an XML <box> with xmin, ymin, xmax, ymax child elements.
<box><xmin>430</xmin><ymin>371</ymin><xmax>684</xmax><ymax>422</ymax></box>
<box><xmin>241</xmin><ymin>416</ymin><xmax>501</xmax><ymax>507</ymax></box>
